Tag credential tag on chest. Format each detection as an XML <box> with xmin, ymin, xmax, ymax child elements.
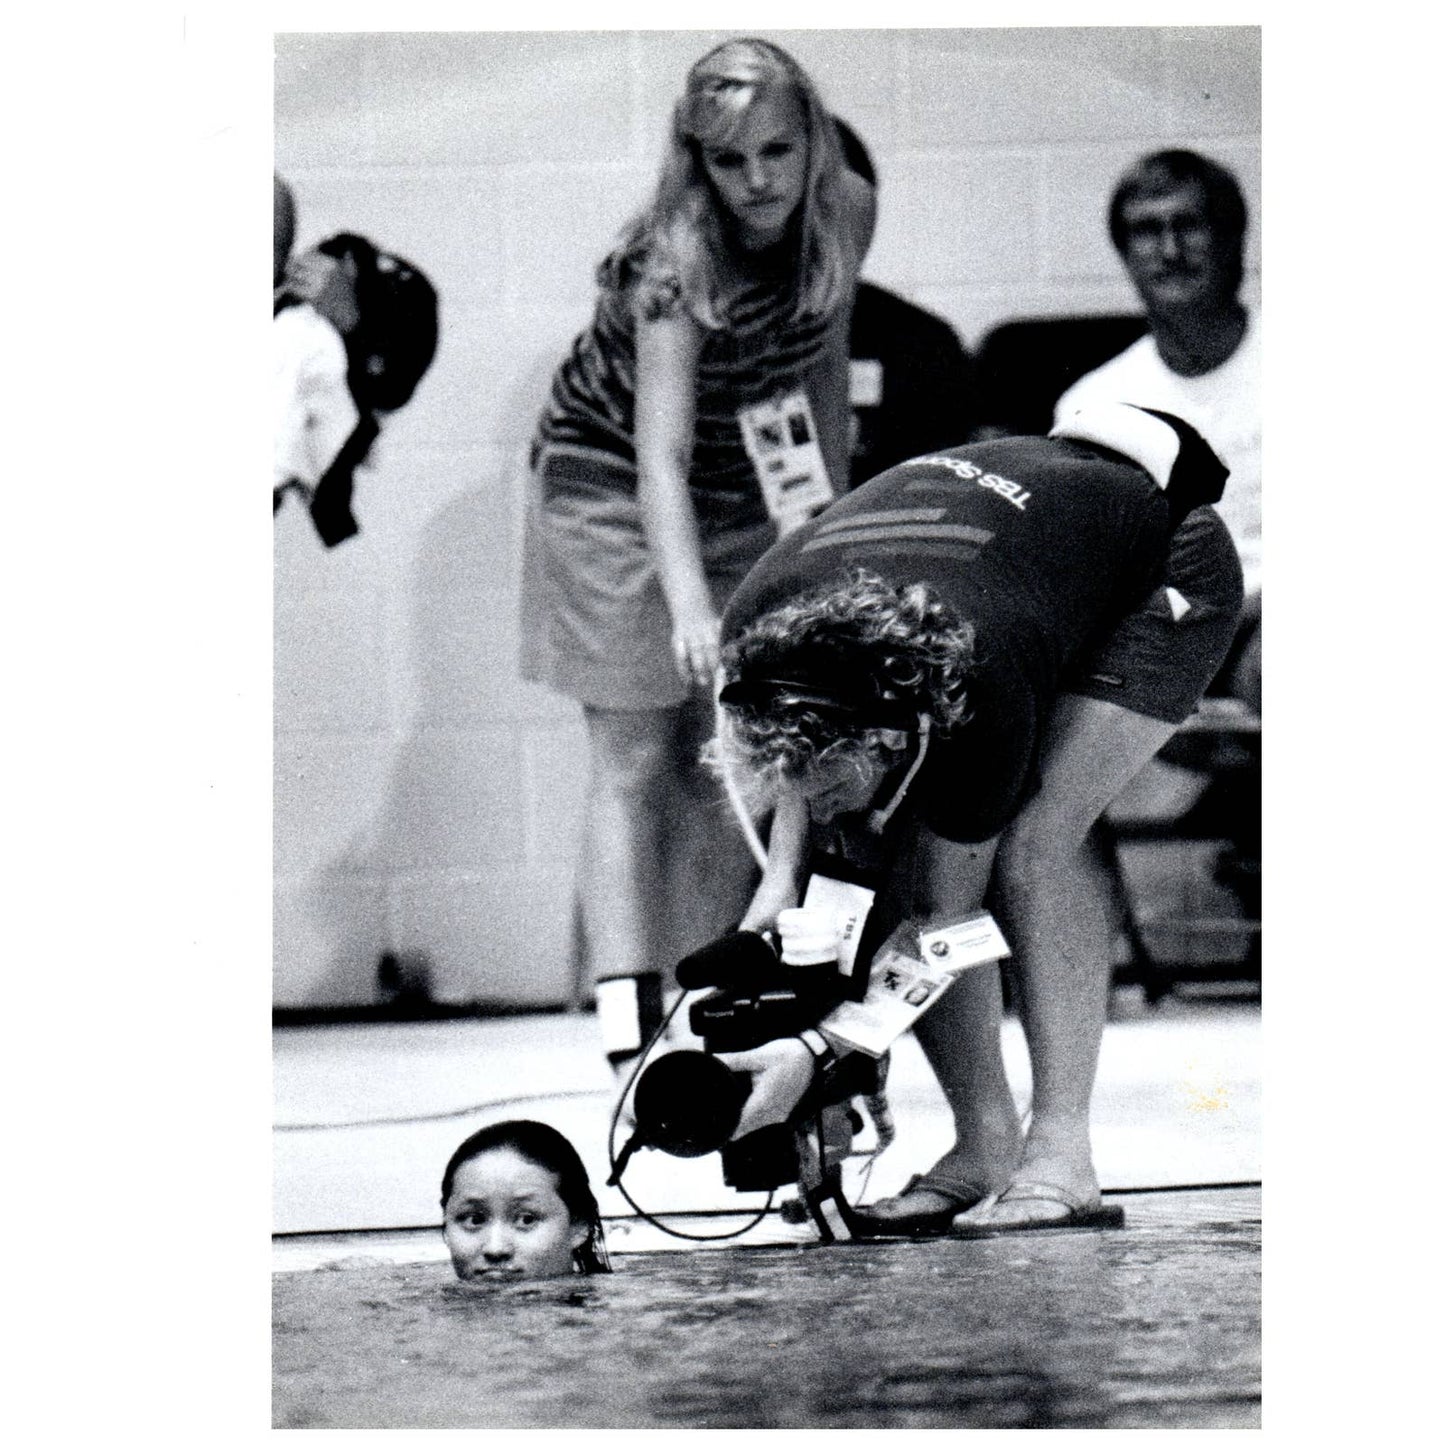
<box><xmin>738</xmin><ymin>387</ymin><xmax>837</xmax><ymax>534</ymax></box>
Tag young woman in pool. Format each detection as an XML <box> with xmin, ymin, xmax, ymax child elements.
<box><xmin>441</xmin><ymin>1120</ymin><xmax>610</xmax><ymax>1279</ymax></box>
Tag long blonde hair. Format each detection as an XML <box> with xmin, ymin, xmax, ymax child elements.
<box><xmin>601</xmin><ymin>38</ymin><xmax>856</xmax><ymax>329</ymax></box>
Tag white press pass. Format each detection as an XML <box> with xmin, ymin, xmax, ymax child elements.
<box><xmin>819</xmin><ymin>911</ymin><xmax>1011</xmax><ymax>1058</ymax></box>
<box><xmin>800</xmin><ymin>872</ymin><xmax>877</xmax><ymax>979</ymax></box>
<box><xmin>738</xmin><ymin>387</ymin><xmax>836</xmax><ymax>534</ymax></box>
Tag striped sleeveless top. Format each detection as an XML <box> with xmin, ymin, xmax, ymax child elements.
<box><xmin>533</xmin><ymin>246</ymin><xmax>842</xmax><ymax>512</ymax></box>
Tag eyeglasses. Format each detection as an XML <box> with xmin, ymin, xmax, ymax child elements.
<box><xmin>1124</xmin><ymin>214</ymin><xmax>1213</xmax><ymax>250</ymax></box>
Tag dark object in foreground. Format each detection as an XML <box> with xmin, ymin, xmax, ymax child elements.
<box><xmin>614</xmin><ymin>929</ymin><xmax>880</xmax><ymax>1240</ymax></box>
<box><xmin>850</xmin><ymin>1173</ymin><xmax>990</xmax><ymax>1238</ymax></box>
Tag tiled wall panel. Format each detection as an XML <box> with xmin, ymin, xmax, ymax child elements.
<box><xmin>274</xmin><ymin>27</ymin><xmax>1261</xmax><ymax>1008</ymax></box>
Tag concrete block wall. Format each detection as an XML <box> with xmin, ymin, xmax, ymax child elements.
<box><xmin>273</xmin><ymin>26</ymin><xmax>1261</xmax><ymax>1009</ymax></box>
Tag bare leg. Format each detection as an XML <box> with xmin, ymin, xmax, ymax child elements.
<box><xmin>659</xmin><ymin>692</ymin><xmax>759</xmax><ymax>962</ymax></box>
<box><xmin>912</xmin><ymin>963</ymin><xmax>1023</xmax><ymax>1195</ymax></box>
<box><xmin>1222</xmin><ymin>591</ymin><xmax>1262</xmax><ymax>717</ymax></box>
<box><xmin>580</xmin><ymin>699</ymin><xmax>757</xmax><ymax>1006</ymax></box>
<box><xmin>579</xmin><ymin>704</ymin><xmax>680</xmax><ymax>988</ymax></box>
<box><xmin>974</xmin><ymin>694</ymin><xmax>1177</xmax><ymax>1223</ymax></box>
<box><xmin>866</xmin><ymin>832</ymin><xmax>1022</xmax><ymax>1216</ymax></box>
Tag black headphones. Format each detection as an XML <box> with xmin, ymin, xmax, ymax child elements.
<box><xmin>717</xmin><ymin>675</ymin><xmax>921</xmax><ymax>734</ymax></box>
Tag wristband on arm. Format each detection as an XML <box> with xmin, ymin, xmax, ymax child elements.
<box><xmin>797</xmin><ymin>1028</ymin><xmax>835</xmax><ymax>1063</ymax></box>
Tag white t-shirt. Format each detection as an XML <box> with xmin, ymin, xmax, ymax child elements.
<box><xmin>273</xmin><ymin>304</ymin><xmax>358</xmax><ymax>493</ymax></box>
<box><xmin>1054</xmin><ymin>312</ymin><xmax>1261</xmax><ymax>594</ymax></box>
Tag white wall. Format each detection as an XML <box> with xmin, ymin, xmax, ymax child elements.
<box><xmin>273</xmin><ymin>26</ymin><xmax>1261</xmax><ymax>1008</ymax></box>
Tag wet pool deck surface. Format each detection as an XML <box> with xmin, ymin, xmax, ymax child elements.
<box><xmin>273</xmin><ymin>1183</ymin><xmax>1259</xmax><ymax>1429</ymax></box>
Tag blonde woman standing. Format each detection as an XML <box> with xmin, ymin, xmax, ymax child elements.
<box><xmin>522</xmin><ymin>39</ymin><xmax>874</xmax><ymax>1076</ymax></box>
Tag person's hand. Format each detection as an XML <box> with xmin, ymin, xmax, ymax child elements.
<box><xmin>738</xmin><ymin>884</ymin><xmax>800</xmax><ymax>938</ymax></box>
<box><xmin>669</xmin><ymin>603</ymin><xmax>721</xmax><ymax>690</ymax></box>
<box><xmin>713</xmin><ymin>1037</ymin><xmax>818</xmax><ymax>1140</ymax></box>
<box><xmin>737</xmin><ymin>904</ymin><xmax>787</xmax><ymax>936</ymax></box>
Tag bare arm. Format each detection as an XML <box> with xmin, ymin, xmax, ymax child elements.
<box><xmin>634</xmin><ymin>310</ymin><xmax>718</xmax><ymax>688</ymax></box>
<box><xmin>738</xmin><ymin>790</ymin><xmax>810</xmax><ymax>933</ymax></box>
<box><xmin>723</xmin><ymin>828</ymin><xmax>1003</xmax><ymax>1139</ymax></box>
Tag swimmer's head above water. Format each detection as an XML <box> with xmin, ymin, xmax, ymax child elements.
<box><xmin>440</xmin><ymin>1120</ymin><xmax>610</xmax><ymax>1280</ymax></box>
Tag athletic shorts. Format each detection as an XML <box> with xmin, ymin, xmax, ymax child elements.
<box><xmin>518</xmin><ymin>447</ymin><xmax>779</xmax><ymax>710</ymax></box>
<box><xmin>1065</xmin><ymin>504</ymin><xmax>1244</xmax><ymax>725</ymax></box>
<box><xmin>918</xmin><ymin>505</ymin><xmax>1244</xmax><ymax>845</ymax></box>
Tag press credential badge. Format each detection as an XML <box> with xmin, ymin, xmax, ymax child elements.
<box><xmin>738</xmin><ymin>388</ymin><xmax>836</xmax><ymax>533</ymax></box>
<box><xmin>917</xmin><ymin>911</ymin><xmax>1012</xmax><ymax>971</ymax></box>
<box><xmin>800</xmin><ymin>871</ymin><xmax>877</xmax><ymax>979</ymax></box>
<box><xmin>819</xmin><ymin>911</ymin><xmax>1011</xmax><ymax>1058</ymax></box>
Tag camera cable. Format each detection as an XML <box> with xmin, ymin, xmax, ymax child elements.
<box><xmin>604</xmin><ymin>990</ymin><xmax>779</xmax><ymax>1243</ymax></box>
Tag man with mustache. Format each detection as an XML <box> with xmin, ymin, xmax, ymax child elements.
<box><xmin>1054</xmin><ymin>150</ymin><xmax>1259</xmax><ymax>713</ymax></box>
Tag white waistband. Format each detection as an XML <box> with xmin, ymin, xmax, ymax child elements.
<box><xmin>1049</xmin><ymin>401</ymin><xmax>1181</xmax><ymax>491</ymax></box>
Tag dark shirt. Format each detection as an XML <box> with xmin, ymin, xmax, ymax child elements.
<box><xmin>848</xmin><ymin>282</ymin><xmax>976</xmax><ymax>486</ymax></box>
<box><xmin>722</xmin><ymin>435</ymin><xmax>1173</xmax><ymax>842</ymax></box>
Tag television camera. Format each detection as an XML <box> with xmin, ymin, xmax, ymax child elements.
<box><xmin>607</xmin><ymin>922</ymin><xmax>881</xmax><ymax>1242</ymax></box>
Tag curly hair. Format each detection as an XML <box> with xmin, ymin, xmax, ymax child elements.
<box><xmin>599</xmin><ymin>38</ymin><xmax>856</xmax><ymax>330</ymax></box>
<box><xmin>716</xmin><ymin>570</ymin><xmax>975</xmax><ymax>801</ymax></box>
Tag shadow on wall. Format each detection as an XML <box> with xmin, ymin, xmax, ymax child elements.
<box><xmin>281</xmin><ymin>351</ymin><xmax>588</xmax><ymax>1011</ymax></box>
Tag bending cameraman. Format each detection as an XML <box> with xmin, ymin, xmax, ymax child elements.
<box><xmin>711</xmin><ymin>402</ymin><xmax>1242</xmax><ymax>1236</ymax></box>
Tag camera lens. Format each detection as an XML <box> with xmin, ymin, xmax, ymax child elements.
<box><xmin>632</xmin><ymin>1051</ymin><xmax>749</xmax><ymax>1157</ymax></box>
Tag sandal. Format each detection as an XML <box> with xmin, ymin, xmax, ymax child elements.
<box><xmin>949</xmin><ymin>1180</ymin><xmax>1125</xmax><ymax>1237</ymax></box>
<box><xmin>851</xmin><ymin>1173</ymin><xmax>988</xmax><ymax>1238</ymax></box>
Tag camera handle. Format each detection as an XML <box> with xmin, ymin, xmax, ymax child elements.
<box><xmin>792</xmin><ymin>1101</ymin><xmax>863</xmax><ymax>1242</ymax></box>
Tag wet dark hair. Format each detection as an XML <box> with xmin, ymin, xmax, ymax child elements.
<box><xmin>1107</xmin><ymin>149</ymin><xmax>1247</xmax><ymax>292</ymax></box>
<box><xmin>440</xmin><ymin>1120</ymin><xmax>611</xmax><ymax>1275</ymax></box>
